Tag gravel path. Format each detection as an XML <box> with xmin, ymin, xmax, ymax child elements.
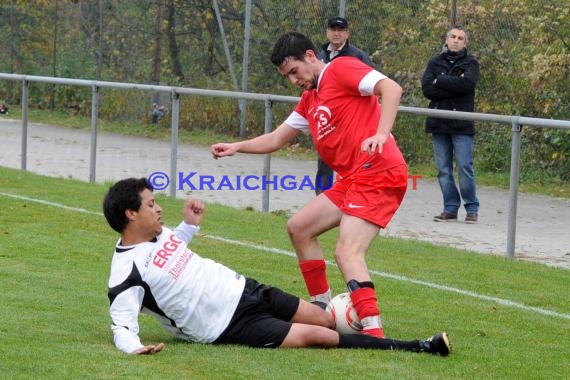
<box><xmin>2</xmin><ymin>119</ymin><xmax>569</xmax><ymax>269</ymax></box>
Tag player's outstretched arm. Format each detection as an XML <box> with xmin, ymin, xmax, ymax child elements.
<box><xmin>132</xmin><ymin>343</ymin><xmax>165</xmax><ymax>355</ymax></box>
<box><xmin>211</xmin><ymin>123</ymin><xmax>300</xmax><ymax>159</ymax></box>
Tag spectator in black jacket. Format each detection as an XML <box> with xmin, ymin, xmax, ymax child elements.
<box><xmin>421</xmin><ymin>25</ymin><xmax>480</xmax><ymax>224</ymax></box>
<box><xmin>314</xmin><ymin>16</ymin><xmax>375</xmax><ymax>195</ymax></box>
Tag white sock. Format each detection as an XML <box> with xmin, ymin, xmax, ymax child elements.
<box><xmin>311</xmin><ymin>289</ymin><xmax>332</xmax><ymax>304</ymax></box>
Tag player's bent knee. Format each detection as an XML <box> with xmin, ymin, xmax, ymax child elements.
<box><xmin>286</xmin><ymin>216</ymin><xmax>307</xmax><ymax>238</ymax></box>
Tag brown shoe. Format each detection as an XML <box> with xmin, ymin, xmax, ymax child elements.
<box><xmin>433</xmin><ymin>212</ymin><xmax>457</xmax><ymax>222</ymax></box>
<box><xmin>465</xmin><ymin>213</ymin><xmax>478</xmax><ymax>224</ymax></box>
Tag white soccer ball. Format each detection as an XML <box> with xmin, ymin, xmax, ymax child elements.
<box><xmin>326</xmin><ymin>292</ymin><xmax>363</xmax><ymax>335</ymax></box>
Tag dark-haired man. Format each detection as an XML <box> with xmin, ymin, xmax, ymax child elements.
<box><xmin>102</xmin><ymin>177</ymin><xmax>451</xmax><ymax>356</ymax></box>
<box><xmin>212</xmin><ymin>31</ymin><xmax>409</xmax><ymax>339</ymax></box>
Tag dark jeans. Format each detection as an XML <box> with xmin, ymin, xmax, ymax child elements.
<box><xmin>315</xmin><ymin>157</ymin><xmax>334</xmax><ymax>195</ymax></box>
<box><xmin>432</xmin><ymin>133</ymin><xmax>479</xmax><ymax>214</ymax></box>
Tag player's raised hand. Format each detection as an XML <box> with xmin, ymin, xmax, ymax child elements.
<box><xmin>183</xmin><ymin>197</ymin><xmax>204</xmax><ymax>226</ymax></box>
<box><xmin>211</xmin><ymin>142</ymin><xmax>239</xmax><ymax>159</ymax></box>
<box><xmin>133</xmin><ymin>342</ymin><xmax>165</xmax><ymax>355</ymax></box>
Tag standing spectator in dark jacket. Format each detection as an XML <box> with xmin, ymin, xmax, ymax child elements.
<box><xmin>314</xmin><ymin>16</ymin><xmax>375</xmax><ymax>195</ymax></box>
<box><xmin>421</xmin><ymin>25</ymin><xmax>480</xmax><ymax>224</ymax></box>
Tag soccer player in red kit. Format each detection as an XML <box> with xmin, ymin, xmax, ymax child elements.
<box><xmin>211</xmin><ymin>31</ymin><xmax>408</xmax><ymax>338</ymax></box>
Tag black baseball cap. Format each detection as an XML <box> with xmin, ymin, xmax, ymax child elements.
<box><xmin>327</xmin><ymin>16</ymin><xmax>348</xmax><ymax>29</ymax></box>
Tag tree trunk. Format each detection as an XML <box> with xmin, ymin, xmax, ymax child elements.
<box><xmin>166</xmin><ymin>0</ymin><xmax>185</xmax><ymax>83</ymax></box>
<box><xmin>151</xmin><ymin>0</ymin><xmax>164</xmax><ymax>106</ymax></box>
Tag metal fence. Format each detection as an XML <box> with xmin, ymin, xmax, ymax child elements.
<box><xmin>1</xmin><ymin>72</ymin><xmax>569</xmax><ymax>260</ymax></box>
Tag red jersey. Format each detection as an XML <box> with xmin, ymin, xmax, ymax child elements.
<box><xmin>285</xmin><ymin>57</ymin><xmax>405</xmax><ymax>177</ymax></box>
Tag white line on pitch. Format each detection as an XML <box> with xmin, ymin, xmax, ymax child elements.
<box><xmin>2</xmin><ymin>191</ymin><xmax>569</xmax><ymax>321</ymax></box>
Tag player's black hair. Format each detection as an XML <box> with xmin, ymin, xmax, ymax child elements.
<box><xmin>103</xmin><ymin>177</ymin><xmax>153</xmax><ymax>233</ymax></box>
<box><xmin>270</xmin><ymin>31</ymin><xmax>316</xmax><ymax>67</ymax></box>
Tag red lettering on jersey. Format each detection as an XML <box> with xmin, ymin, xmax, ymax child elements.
<box><xmin>152</xmin><ymin>233</ymin><xmax>183</xmax><ymax>269</ymax></box>
<box><xmin>163</xmin><ymin>241</ymin><xmax>178</xmax><ymax>251</ymax></box>
<box><xmin>169</xmin><ymin>234</ymin><xmax>183</xmax><ymax>245</ymax></box>
<box><xmin>154</xmin><ymin>249</ymin><xmax>172</xmax><ymax>268</ymax></box>
<box><xmin>153</xmin><ymin>254</ymin><xmax>167</xmax><ymax>268</ymax></box>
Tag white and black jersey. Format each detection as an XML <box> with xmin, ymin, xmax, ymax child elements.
<box><xmin>108</xmin><ymin>223</ymin><xmax>245</xmax><ymax>353</ymax></box>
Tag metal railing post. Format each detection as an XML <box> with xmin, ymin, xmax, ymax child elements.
<box><xmin>89</xmin><ymin>84</ymin><xmax>100</xmax><ymax>182</ymax></box>
<box><xmin>339</xmin><ymin>0</ymin><xmax>346</xmax><ymax>17</ymax></box>
<box><xmin>506</xmin><ymin>119</ymin><xmax>522</xmax><ymax>259</ymax></box>
<box><xmin>20</xmin><ymin>79</ymin><xmax>29</xmax><ymax>170</ymax></box>
<box><xmin>169</xmin><ymin>91</ymin><xmax>180</xmax><ymax>197</ymax></box>
<box><xmin>238</xmin><ymin>0</ymin><xmax>252</xmax><ymax>137</ymax></box>
<box><xmin>261</xmin><ymin>98</ymin><xmax>273</xmax><ymax>212</ymax></box>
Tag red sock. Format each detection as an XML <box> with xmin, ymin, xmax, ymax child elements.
<box><xmin>350</xmin><ymin>287</ymin><xmax>384</xmax><ymax>338</ymax></box>
<box><xmin>299</xmin><ymin>260</ymin><xmax>330</xmax><ymax>299</ymax></box>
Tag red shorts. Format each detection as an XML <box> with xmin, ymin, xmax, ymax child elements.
<box><xmin>324</xmin><ymin>164</ymin><xmax>408</xmax><ymax>228</ymax></box>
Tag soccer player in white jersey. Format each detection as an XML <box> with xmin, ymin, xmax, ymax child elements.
<box><xmin>102</xmin><ymin>178</ymin><xmax>450</xmax><ymax>356</ymax></box>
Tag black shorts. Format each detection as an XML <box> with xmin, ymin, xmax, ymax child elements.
<box><xmin>213</xmin><ymin>278</ymin><xmax>300</xmax><ymax>348</ymax></box>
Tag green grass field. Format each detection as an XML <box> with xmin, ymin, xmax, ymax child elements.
<box><xmin>0</xmin><ymin>166</ymin><xmax>568</xmax><ymax>379</ymax></box>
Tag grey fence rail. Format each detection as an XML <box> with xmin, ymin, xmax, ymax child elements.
<box><xmin>1</xmin><ymin>73</ymin><xmax>569</xmax><ymax>260</ymax></box>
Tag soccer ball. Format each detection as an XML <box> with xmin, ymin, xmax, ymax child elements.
<box><xmin>326</xmin><ymin>292</ymin><xmax>363</xmax><ymax>335</ymax></box>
